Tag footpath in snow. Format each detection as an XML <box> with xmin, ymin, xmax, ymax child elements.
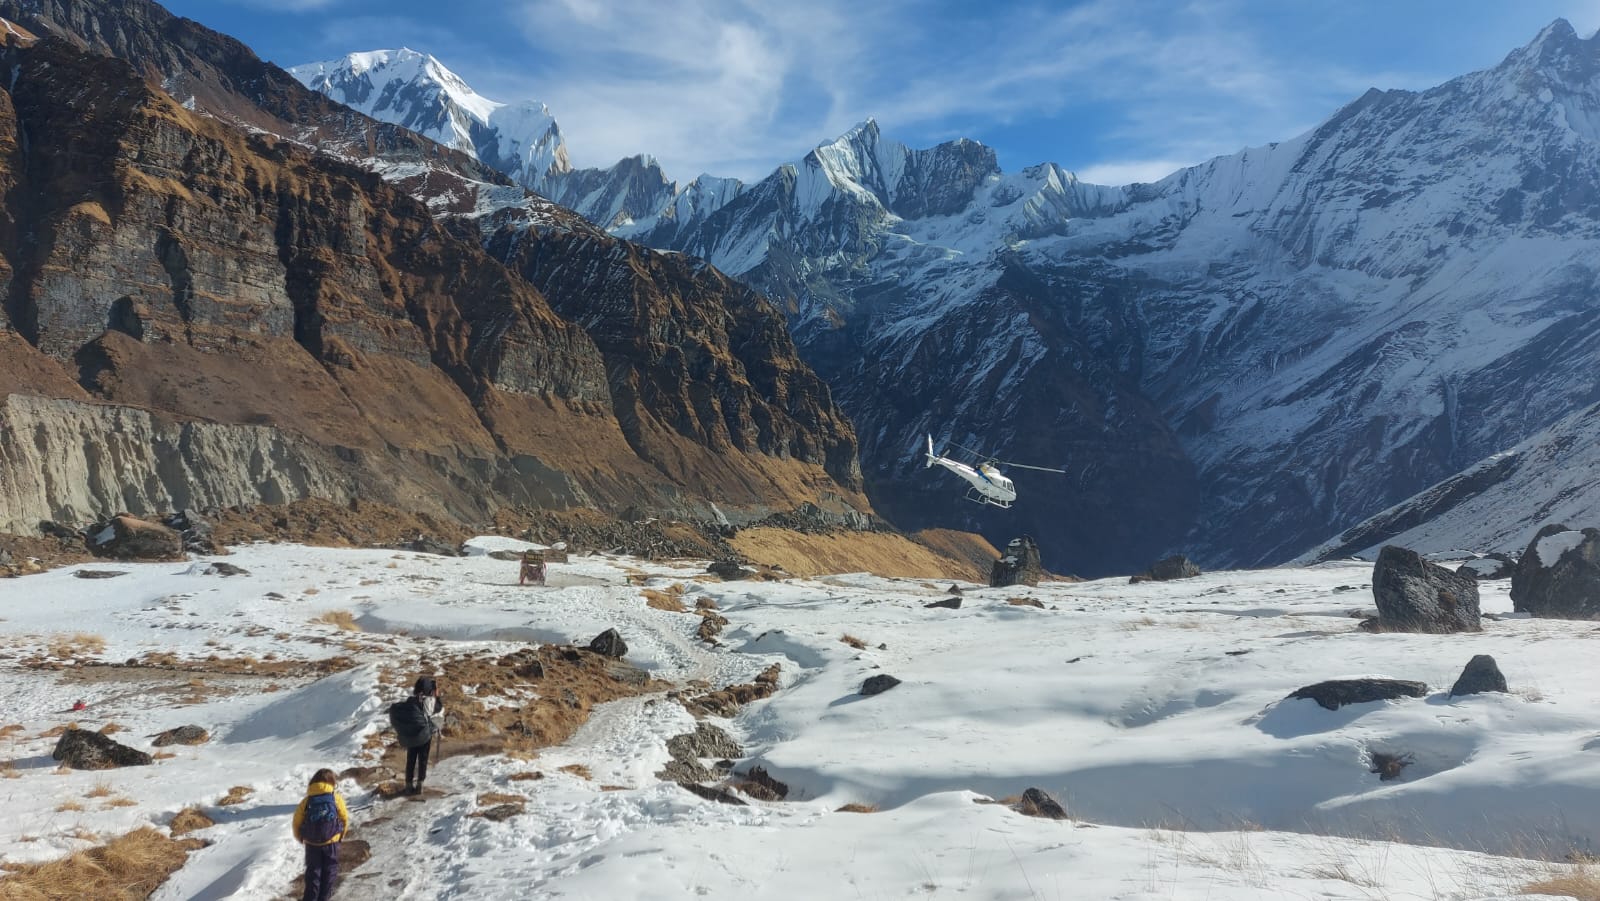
<box><xmin>0</xmin><ymin>538</ymin><xmax>1594</xmax><ymax>899</ymax></box>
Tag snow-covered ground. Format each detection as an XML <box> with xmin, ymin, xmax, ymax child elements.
<box><xmin>0</xmin><ymin>541</ymin><xmax>1593</xmax><ymax>899</ymax></box>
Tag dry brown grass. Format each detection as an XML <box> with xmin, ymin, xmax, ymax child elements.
<box><xmin>0</xmin><ymin>827</ymin><xmax>202</xmax><ymax>900</ymax></box>
<box><xmin>1006</xmin><ymin>597</ymin><xmax>1045</xmax><ymax>609</ymax></box>
<box><xmin>168</xmin><ymin>808</ymin><xmax>214</xmax><ymax>837</ymax></box>
<box><xmin>642</xmin><ymin>584</ymin><xmax>687</xmax><ymax>613</ymax></box>
<box><xmin>0</xmin><ymin>724</ymin><xmax>23</xmax><ymax>739</ymax></box>
<box><xmin>151</xmin><ymin>752</ymin><xmax>176</xmax><ymax>761</ymax></box>
<box><xmin>97</xmin><ymin>723</ymin><xmax>123</xmax><ymax>736</ymax></box>
<box><xmin>102</xmin><ymin>797</ymin><xmax>137</xmax><ymax>809</ymax></box>
<box><xmin>312</xmin><ymin>611</ymin><xmax>362</xmax><ymax>631</ymax></box>
<box><xmin>507</xmin><ymin>771</ymin><xmax>545</xmax><ymax>782</ymax></box>
<box><xmin>45</xmin><ymin>633</ymin><xmax>105</xmax><ymax>659</ymax></box>
<box><xmin>476</xmin><ymin>792</ymin><xmax>525</xmax><ymax>806</ymax></box>
<box><xmin>839</xmin><ymin>634</ymin><xmax>868</xmax><ymax>650</ymax></box>
<box><xmin>54</xmin><ymin>800</ymin><xmax>83</xmax><ymax>812</ymax></box>
<box><xmin>1524</xmin><ymin>868</ymin><xmax>1600</xmax><ymax>899</ymax></box>
<box><xmin>84</xmin><ymin>782</ymin><xmax>113</xmax><ymax>799</ymax></box>
<box><xmin>217</xmin><ymin>786</ymin><xmax>253</xmax><ymax>806</ymax></box>
<box><xmin>558</xmin><ymin>763</ymin><xmax>592</xmax><ymax>780</ymax></box>
<box><xmin>836</xmin><ymin>803</ymin><xmax>879</xmax><ymax>813</ymax></box>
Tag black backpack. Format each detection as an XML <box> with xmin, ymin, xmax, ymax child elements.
<box><xmin>299</xmin><ymin>792</ymin><xmax>341</xmax><ymax>844</ymax></box>
<box><xmin>388</xmin><ymin>697</ymin><xmax>435</xmax><ymax>749</ymax></box>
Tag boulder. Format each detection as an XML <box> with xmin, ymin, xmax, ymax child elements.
<box><xmin>1287</xmin><ymin>678</ymin><xmax>1429</xmax><ymax>711</ymax></box>
<box><xmin>402</xmin><ymin>536</ymin><xmax>462</xmax><ymax>557</ymax></box>
<box><xmin>166</xmin><ymin>510</ymin><xmax>219</xmax><ymax>555</ymax></box>
<box><xmin>707</xmin><ymin>560</ymin><xmax>751</xmax><ymax>581</ymax></box>
<box><xmin>52</xmin><ymin>728</ymin><xmax>153</xmax><ymax>769</ymax></box>
<box><xmin>659</xmin><ymin>757</ymin><xmax>714</xmax><ymax>783</ymax></box>
<box><xmin>861</xmin><ymin>674</ymin><xmax>902</xmax><ymax>696</ymax></box>
<box><xmin>1456</xmin><ymin>553</ymin><xmax>1515</xmax><ymax>581</ymax></box>
<box><xmin>1510</xmin><ymin>524</ymin><xmax>1600</xmax><ymax>618</ymax></box>
<box><xmin>588</xmin><ymin>629</ymin><xmax>628</xmax><ymax>658</ymax></box>
<box><xmin>151</xmin><ymin>725</ymin><xmax>211</xmax><ymax>747</ymax></box>
<box><xmin>1449</xmin><ymin>655</ymin><xmax>1508</xmax><ymax>697</ymax></box>
<box><xmin>1130</xmin><ymin>555</ymin><xmax>1202</xmax><ymax>584</ymax></box>
<box><xmin>735</xmin><ymin>765</ymin><xmax>789</xmax><ymax>801</ymax></box>
<box><xmin>1367</xmin><ymin>545</ymin><xmax>1480</xmax><ymax>633</ymax></box>
<box><xmin>925</xmin><ymin>597</ymin><xmax>962</xmax><ymax>610</ymax></box>
<box><xmin>92</xmin><ymin>515</ymin><xmax>184</xmax><ymax>561</ymax></box>
<box><xmin>990</xmin><ymin>536</ymin><xmax>1044</xmax><ymax>588</ymax></box>
<box><xmin>666</xmin><ymin>722</ymin><xmax>744</xmax><ymax>762</ymax></box>
<box><xmin>679</xmin><ymin>782</ymin><xmax>747</xmax><ymax>806</ymax></box>
<box><xmin>204</xmin><ymin>562</ymin><xmax>250</xmax><ymax>577</ymax></box>
<box><xmin>74</xmin><ymin>569</ymin><xmax>128</xmax><ymax>579</ymax></box>
<box><xmin>1016</xmin><ymin>787</ymin><xmax>1068</xmax><ymax>820</ymax></box>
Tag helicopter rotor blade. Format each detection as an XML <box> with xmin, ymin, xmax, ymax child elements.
<box><xmin>997</xmin><ymin>461</ymin><xmax>1068</xmax><ymax>474</ymax></box>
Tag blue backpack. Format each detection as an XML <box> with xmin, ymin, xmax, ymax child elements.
<box><xmin>300</xmin><ymin>792</ymin><xmax>341</xmax><ymax>844</ymax></box>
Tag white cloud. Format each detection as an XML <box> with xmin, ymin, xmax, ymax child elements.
<box><xmin>1074</xmin><ymin>159</ymin><xmax>1188</xmax><ymax>187</ymax></box>
<box><xmin>220</xmin><ymin>0</ymin><xmax>339</xmax><ymax>10</ymax></box>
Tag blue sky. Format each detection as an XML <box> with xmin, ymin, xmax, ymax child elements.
<box><xmin>162</xmin><ymin>0</ymin><xmax>1600</xmax><ymax>184</ymax></box>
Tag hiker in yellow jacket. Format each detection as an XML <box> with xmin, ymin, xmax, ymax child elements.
<box><xmin>292</xmin><ymin>768</ymin><xmax>350</xmax><ymax>901</ymax></box>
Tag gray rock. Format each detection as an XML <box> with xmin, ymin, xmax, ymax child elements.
<box><xmin>735</xmin><ymin>765</ymin><xmax>788</xmax><ymax>801</ymax></box>
<box><xmin>151</xmin><ymin>725</ymin><xmax>211</xmax><ymax>747</ymax></box>
<box><xmin>588</xmin><ymin>629</ymin><xmax>628</xmax><ymax>658</ymax></box>
<box><xmin>204</xmin><ymin>562</ymin><xmax>250</xmax><ymax>577</ymax></box>
<box><xmin>1511</xmin><ymin>524</ymin><xmax>1600</xmax><ymax>618</ymax></box>
<box><xmin>74</xmin><ymin>569</ymin><xmax>128</xmax><ymax>579</ymax></box>
<box><xmin>679</xmin><ymin>782</ymin><xmax>747</xmax><ymax>806</ymax></box>
<box><xmin>1016</xmin><ymin>787</ymin><xmax>1068</xmax><ymax>820</ymax></box>
<box><xmin>658</xmin><ymin>757</ymin><xmax>714</xmax><ymax>783</ymax></box>
<box><xmin>488</xmin><ymin>550</ymin><xmax>523</xmax><ymax>561</ymax></box>
<box><xmin>1288</xmin><ymin>678</ymin><xmax>1429</xmax><ymax>711</ymax></box>
<box><xmin>707</xmin><ymin>560</ymin><xmax>751</xmax><ymax>580</ymax></box>
<box><xmin>402</xmin><ymin>537</ymin><xmax>462</xmax><ymax>557</ymax></box>
<box><xmin>1450</xmin><ymin>655</ymin><xmax>1508</xmax><ymax>697</ymax></box>
<box><xmin>925</xmin><ymin>597</ymin><xmax>962</xmax><ymax>610</ymax></box>
<box><xmin>1131</xmin><ymin>555</ymin><xmax>1202</xmax><ymax>583</ymax></box>
<box><xmin>861</xmin><ymin>674</ymin><xmax>902</xmax><ymax>696</ymax></box>
<box><xmin>666</xmin><ymin>722</ymin><xmax>744</xmax><ymax>762</ymax></box>
<box><xmin>52</xmin><ymin>728</ymin><xmax>153</xmax><ymax>769</ymax></box>
<box><xmin>991</xmin><ymin>536</ymin><xmax>1043</xmax><ymax>588</ymax></box>
<box><xmin>1456</xmin><ymin>553</ymin><xmax>1515</xmax><ymax>581</ymax></box>
<box><xmin>476</xmin><ymin>803</ymin><xmax>523</xmax><ymax>822</ymax></box>
<box><xmin>1367</xmin><ymin>545</ymin><xmax>1481</xmax><ymax>633</ymax></box>
<box><xmin>93</xmin><ymin>515</ymin><xmax>184</xmax><ymax>561</ymax></box>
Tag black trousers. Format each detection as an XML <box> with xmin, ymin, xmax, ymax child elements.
<box><xmin>405</xmin><ymin>744</ymin><xmax>429</xmax><ymax>786</ymax></box>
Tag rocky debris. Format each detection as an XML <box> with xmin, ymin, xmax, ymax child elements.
<box><xmin>925</xmin><ymin>597</ymin><xmax>962</xmax><ymax>610</ymax></box>
<box><xmin>588</xmin><ymin>629</ymin><xmax>628</xmax><ymax>658</ymax></box>
<box><xmin>860</xmin><ymin>674</ymin><xmax>902</xmax><ymax>697</ymax></box>
<box><xmin>678</xmin><ymin>782</ymin><xmax>747</xmax><ymax>806</ymax></box>
<box><xmin>151</xmin><ymin>725</ymin><xmax>210</xmax><ymax>747</ymax></box>
<box><xmin>74</xmin><ymin>569</ymin><xmax>127</xmax><ymax>579</ymax></box>
<box><xmin>1457</xmin><ymin>553</ymin><xmax>1516</xmax><ymax>581</ymax></box>
<box><xmin>751</xmin><ymin>502</ymin><xmax>880</xmax><ymax>534</ymax></box>
<box><xmin>475</xmin><ymin>803</ymin><xmax>524</xmax><ymax>822</ymax></box>
<box><xmin>1365</xmin><ymin>545</ymin><xmax>1481</xmax><ymax>633</ymax></box>
<box><xmin>204</xmin><ymin>562</ymin><xmax>250</xmax><ymax>577</ymax></box>
<box><xmin>695</xmin><ymin>607</ymin><xmax>730</xmax><ymax>642</ymax></box>
<box><xmin>1007</xmin><ymin>597</ymin><xmax>1045</xmax><ymax>609</ymax></box>
<box><xmin>400</xmin><ymin>536</ymin><xmax>462</xmax><ymax>557</ymax></box>
<box><xmin>1287</xmin><ymin>678</ymin><xmax>1429</xmax><ymax>711</ymax></box>
<box><xmin>91</xmin><ymin>515</ymin><xmax>184</xmax><ymax>561</ymax></box>
<box><xmin>52</xmin><ymin>727</ymin><xmax>153</xmax><ymax>769</ymax></box>
<box><xmin>600</xmin><ymin>658</ymin><xmax>649</xmax><ymax>686</ymax></box>
<box><xmin>667</xmin><ymin>723</ymin><xmax>744</xmax><ymax>763</ymax></box>
<box><xmin>707</xmin><ymin>559</ymin><xmax>752</xmax><ymax>581</ymax></box>
<box><xmin>1511</xmin><ymin>524</ymin><xmax>1600</xmax><ymax>618</ymax></box>
<box><xmin>681</xmin><ymin>664</ymin><xmax>780</xmax><ymax>718</ymax></box>
<box><xmin>1450</xmin><ymin>655</ymin><xmax>1508</xmax><ymax>697</ymax></box>
<box><xmin>1369</xmin><ymin>751</ymin><xmax>1414</xmax><ymax>781</ymax></box>
<box><xmin>990</xmin><ymin>536</ymin><xmax>1044</xmax><ymax>588</ymax></box>
<box><xmin>659</xmin><ymin>758</ymin><xmax>714</xmax><ymax>782</ymax></box>
<box><xmin>164</xmin><ymin>511</ymin><xmax>218</xmax><ymax>555</ymax></box>
<box><xmin>500</xmin><ymin>510</ymin><xmax>736</xmax><ymax>562</ymax></box>
<box><xmin>40</xmin><ymin>521</ymin><xmax>85</xmax><ymax>545</ymax></box>
<box><xmin>1015</xmin><ymin>788</ymin><xmax>1068</xmax><ymax>820</ymax></box>
<box><xmin>1130</xmin><ymin>555</ymin><xmax>1202</xmax><ymax>584</ymax></box>
<box><xmin>735</xmin><ymin>765</ymin><xmax>789</xmax><ymax>801</ymax></box>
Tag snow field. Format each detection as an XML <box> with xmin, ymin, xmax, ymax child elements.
<box><xmin>0</xmin><ymin>544</ymin><xmax>1591</xmax><ymax>899</ymax></box>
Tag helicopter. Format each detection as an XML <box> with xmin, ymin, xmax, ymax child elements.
<box><xmin>923</xmin><ymin>435</ymin><xmax>1065</xmax><ymax>508</ymax></box>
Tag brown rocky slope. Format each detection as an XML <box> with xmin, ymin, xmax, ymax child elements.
<box><xmin>0</xmin><ymin>32</ymin><xmax>864</xmax><ymax>533</ymax></box>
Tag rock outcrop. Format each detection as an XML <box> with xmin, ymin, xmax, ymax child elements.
<box><xmin>1366</xmin><ymin>545</ymin><xmax>1481</xmax><ymax>633</ymax></box>
<box><xmin>588</xmin><ymin>629</ymin><xmax>628</xmax><ymax>658</ymax></box>
<box><xmin>1130</xmin><ymin>555</ymin><xmax>1202</xmax><ymax>583</ymax></box>
<box><xmin>91</xmin><ymin>515</ymin><xmax>184</xmax><ymax>561</ymax></box>
<box><xmin>1450</xmin><ymin>655</ymin><xmax>1508</xmax><ymax>697</ymax></box>
<box><xmin>1287</xmin><ymin>679</ymin><xmax>1429</xmax><ymax>711</ymax></box>
<box><xmin>52</xmin><ymin>728</ymin><xmax>152</xmax><ymax>769</ymax></box>
<box><xmin>990</xmin><ymin>537</ymin><xmax>1043</xmax><ymax>588</ymax></box>
<box><xmin>1510</xmin><ymin>524</ymin><xmax>1600</xmax><ymax>618</ymax></box>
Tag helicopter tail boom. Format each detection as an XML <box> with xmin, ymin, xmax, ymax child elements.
<box><xmin>925</xmin><ymin>435</ymin><xmax>936</xmax><ymax>468</ymax></box>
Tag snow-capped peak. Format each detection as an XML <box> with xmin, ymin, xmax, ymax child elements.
<box><xmin>291</xmin><ymin>48</ymin><xmax>569</xmax><ymax>185</ymax></box>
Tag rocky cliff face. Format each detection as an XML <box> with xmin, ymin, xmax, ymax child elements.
<box><xmin>0</xmin><ymin>14</ymin><xmax>866</xmax><ymax>532</ymax></box>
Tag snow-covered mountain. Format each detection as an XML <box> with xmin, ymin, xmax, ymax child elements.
<box><xmin>290</xmin><ymin>50</ymin><xmax>571</xmax><ymax>194</ymax></box>
<box><xmin>299</xmin><ymin>21</ymin><xmax>1600</xmax><ymax>575</ymax></box>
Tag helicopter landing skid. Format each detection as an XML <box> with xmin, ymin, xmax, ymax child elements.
<box><xmin>964</xmin><ymin>488</ymin><xmax>1011</xmax><ymax>509</ymax></box>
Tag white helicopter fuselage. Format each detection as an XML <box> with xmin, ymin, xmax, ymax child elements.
<box><xmin>925</xmin><ymin>437</ymin><xmax>1016</xmax><ymax>505</ymax></box>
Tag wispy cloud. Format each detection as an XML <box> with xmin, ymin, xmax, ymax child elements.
<box><xmin>218</xmin><ymin>0</ymin><xmax>339</xmax><ymax>11</ymax></box>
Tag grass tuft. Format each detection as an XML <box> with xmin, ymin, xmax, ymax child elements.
<box><xmin>839</xmin><ymin>634</ymin><xmax>868</xmax><ymax>650</ymax></box>
<box><xmin>311</xmin><ymin>611</ymin><xmax>361</xmax><ymax>631</ymax></box>
<box><xmin>0</xmin><ymin>826</ymin><xmax>202</xmax><ymax>900</ymax></box>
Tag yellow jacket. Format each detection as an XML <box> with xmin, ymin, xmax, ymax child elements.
<box><xmin>291</xmin><ymin>781</ymin><xmax>350</xmax><ymax>846</ymax></box>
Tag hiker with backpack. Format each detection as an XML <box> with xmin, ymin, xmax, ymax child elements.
<box><xmin>390</xmin><ymin>676</ymin><xmax>443</xmax><ymax>794</ymax></box>
<box><xmin>292</xmin><ymin>768</ymin><xmax>349</xmax><ymax>901</ymax></box>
